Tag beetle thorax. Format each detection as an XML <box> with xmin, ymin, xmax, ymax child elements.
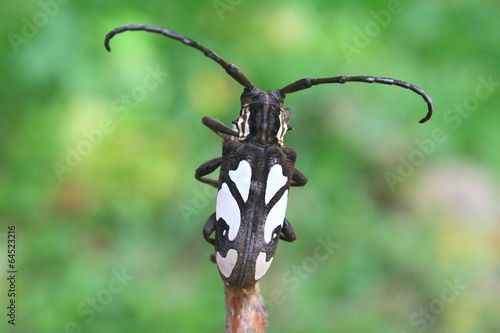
<box><xmin>235</xmin><ymin>89</ymin><xmax>288</xmax><ymax>146</ymax></box>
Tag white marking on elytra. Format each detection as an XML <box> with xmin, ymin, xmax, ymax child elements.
<box><xmin>254</xmin><ymin>252</ymin><xmax>273</xmax><ymax>280</ymax></box>
<box><xmin>265</xmin><ymin>164</ymin><xmax>288</xmax><ymax>204</ymax></box>
<box><xmin>216</xmin><ymin>183</ymin><xmax>240</xmax><ymax>241</ymax></box>
<box><xmin>229</xmin><ymin>160</ymin><xmax>252</xmax><ymax>202</ymax></box>
<box><xmin>216</xmin><ymin>249</ymin><xmax>238</xmax><ymax>278</ymax></box>
<box><xmin>264</xmin><ymin>189</ymin><xmax>288</xmax><ymax>243</ymax></box>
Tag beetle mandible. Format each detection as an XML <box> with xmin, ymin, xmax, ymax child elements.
<box><xmin>104</xmin><ymin>24</ymin><xmax>433</xmax><ymax>288</ymax></box>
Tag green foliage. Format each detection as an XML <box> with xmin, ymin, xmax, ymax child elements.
<box><xmin>1</xmin><ymin>0</ymin><xmax>499</xmax><ymax>332</ymax></box>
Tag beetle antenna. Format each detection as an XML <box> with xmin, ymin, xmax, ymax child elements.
<box><xmin>104</xmin><ymin>24</ymin><xmax>254</xmax><ymax>89</ymax></box>
<box><xmin>280</xmin><ymin>76</ymin><xmax>433</xmax><ymax>123</ymax></box>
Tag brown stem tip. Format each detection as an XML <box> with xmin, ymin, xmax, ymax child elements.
<box><xmin>224</xmin><ymin>283</ymin><xmax>268</xmax><ymax>333</ymax></box>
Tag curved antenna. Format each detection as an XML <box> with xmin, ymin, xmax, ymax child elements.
<box><xmin>104</xmin><ymin>24</ymin><xmax>254</xmax><ymax>89</ymax></box>
<box><xmin>280</xmin><ymin>76</ymin><xmax>433</xmax><ymax>123</ymax></box>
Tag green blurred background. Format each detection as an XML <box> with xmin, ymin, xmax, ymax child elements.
<box><xmin>1</xmin><ymin>0</ymin><xmax>499</xmax><ymax>332</ymax></box>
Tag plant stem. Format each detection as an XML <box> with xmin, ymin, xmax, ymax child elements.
<box><xmin>224</xmin><ymin>283</ymin><xmax>268</xmax><ymax>333</ymax></box>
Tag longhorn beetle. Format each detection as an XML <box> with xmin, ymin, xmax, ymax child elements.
<box><xmin>104</xmin><ymin>24</ymin><xmax>433</xmax><ymax>288</ymax></box>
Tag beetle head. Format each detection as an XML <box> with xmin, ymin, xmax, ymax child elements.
<box><xmin>234</xmin><ymin>88</ymin><xmax>289</xmax><ymax>146</ymax></box>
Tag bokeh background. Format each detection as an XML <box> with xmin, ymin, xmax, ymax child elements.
<box><xmin>1</xmin><ymin>0</ymin><xmax>499</xmax><ymax>332</ymax></box>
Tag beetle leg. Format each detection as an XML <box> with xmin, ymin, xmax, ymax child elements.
<box><xmin>195</xmin><ymin>157</ymin><xmax>222</xmax><ymax>188</ymax></box>
<box><xmin>203</xmin><ymin>213</ymin><xmax>217</xmax><ymax>263</ymax></box>
<box><xmin>280</xmin><ymin>218</ymin><xmax>297</xmax><ymax>242</ymax></box>
<box><xmin>281</xmin><ymin>147</ymin><xmax>307</xmax><ymax>187</ymax></box>
<box><xmin>202</xmin><ymin>116</ymin><xmax>238</xmax><ymax>141</ymax></box>
<box><xmin>203</xmin><ymin>212</ymin><xmax>216</xmax><ymax>246</ymax></box>
<box><xmin>291</xmin><ymin>167</ymin><xmax>308</xmax><ymax>187</ymax></box>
